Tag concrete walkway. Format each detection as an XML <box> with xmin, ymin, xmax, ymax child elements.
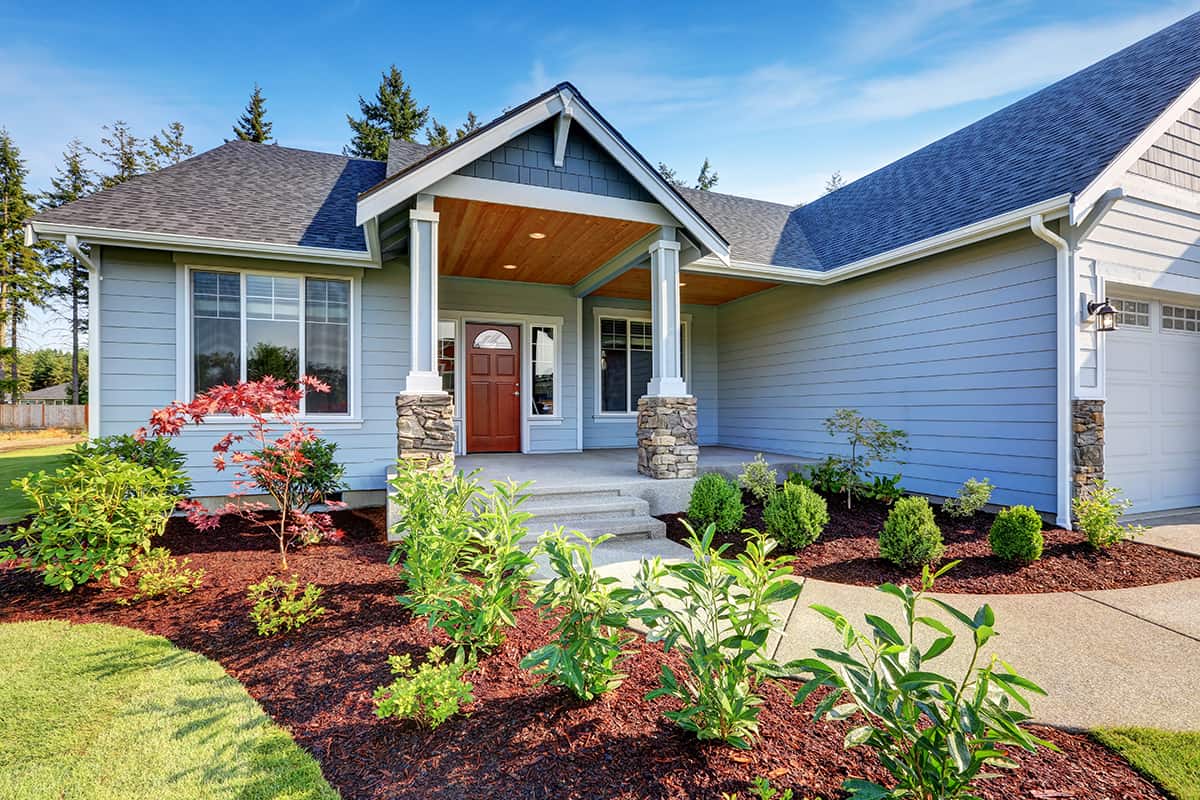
<box><xmin>1128</xmin><ymin>507</ymin><xmax>1200</xmax><ymax>557</ymax></box>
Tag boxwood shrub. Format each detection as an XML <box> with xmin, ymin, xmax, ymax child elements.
<box><xmin>879</xmin><ymin>496</ymin><xmax>944</xmax><ymax>568</ymax></box>
<box><xmin>988</xmin><ymin>505</ymin><xmax>1044</xmax><ymax>563</ymax></box>
<box><xmin>687</xmin><ymin>473</ymin><xmax>744</xmax><ymax>534</ymax></box>
<box><xmin>763</xmin><ymin>482</ymin><xmax>829</xmax><ymax>549</ymax></box>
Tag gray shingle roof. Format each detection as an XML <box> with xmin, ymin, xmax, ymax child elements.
<box><xmin>386</xmin><ymin>140</ymin><xmax>438</xmax><ymax>177</ymax></box>
<box><xmin>675</xmin><ymin>187</ymin><xmax>816</xmax><ymax>268</ymax></box>
<box><xmin>35</xmin><ymin>141</ymin><xmax>386</xmax><ymax>252</ymax></box>
<box><xmin>792</xmin><ymin>10</ymin><xmax>1200</xmax><ymax>271</ymax></box>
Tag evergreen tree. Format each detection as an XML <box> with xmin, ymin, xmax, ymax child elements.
<box><xmin>40</xmin><ymin>139</ymin><xmax>94</xmax><ymax>404</ymax></box>
<box><xmin>455</xmin><ymin>111</ymin><xmax>481</xmax><ymax>140</ymax></box>
<box><xmin>0</xmin><ymin>131</ymin><xmax>48</xmax><ymax>402</ymax></box>
<box><xmin>232</xmin><ymin>84</ymin><xmax>274</xmax><ymax>143</ymax></box>
<box><xmin>824</xmin><ymin>171</ymin><xmax>846</xmax><ymax>194</ymax></box>
<box><xmin>695</xmin><ymin>158</ymin><xmax>719</xmax><ymax>191</ymax></box>
<box><xmin>425</xmin><ymin>118</ymin><xmax>450</xmax><ymax>148</ymax></box>
<box><xmin>146</xmin><ymin>122</ymin><xmax>195</xmax><ymax>170</ymax></box>
<box><xmin>344</xmin><ymin>65</ymin><xmax>429</xmax><ymax>160</ymax></box>
<box><xmin>657</xmin><ymin>161</ymin><xmax>685</xmax><ymax>187</ymax></box>
<box><xmin>88</xmin><ymin>121</ymin><xmax>147</xmax><ymax>188</ymax></box>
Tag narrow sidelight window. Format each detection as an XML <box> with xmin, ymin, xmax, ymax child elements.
<box><xmin>304</xmin><ymin>278</ymin><xmax>350</xmax><ymax>413</ymax></box>
<box><xmin>531</xmin><ymin>325</ymin><xmax>556</xmax><ymax>415</ymax></box>
<box><xmin>192</xmin><ymin>271</ymin><xmax>241</xmax><ymax>393</ymax></box>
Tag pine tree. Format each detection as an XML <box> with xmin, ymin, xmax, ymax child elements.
<box><xmin>233</xmin><ymin>84</ymin><xmax>274</xmax><ymax>143</ymax></box>
<box><xmin>824</xmin><ymin>171</ymin><xmax>845</xmax><ymax>194</ymax></box>
<box><xmin>0</xmin><ymin>131</ymin><xmax>48</xmax><ymax>402</ymax></box>
<box><xmin>425</xmin><ymin>118</ymin><xmax>450</xmax><ymax>148</ymax></box>
<box><xmin>146</xmin><ymin>122</ymin><xmax>194</xmax><ymax>170</ymax></box>
<box><xmin>40</xmin><ymin>139</ymin><xmax>94</xmax><ymax>404</ymax></box>
<box><xmin>455</xmin><ymin>111</ymin><xmax>481</xmax><ymax>140</ymax></box>
<box><xmin>88</xmin><ymin>121</ymin><xmax>147</xmax><ymax>189</ymax></box>
<box><xmin>657</xmin><ymin>162</ymin><xmax>685</xmax><ymax>187</ymax></box>
<box><xmin>695</xmin><ymin>158</ymin><xmax>719</xmax><ymax>191</ymax></box>
<box><xmin>344</xmin><ymin>65</ymin><xmax>429</xmax><ymax>160</ymax></box>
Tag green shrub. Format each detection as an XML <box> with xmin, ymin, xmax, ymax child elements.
<box><xmin>0</xmin><ymin>454</ymin><xmax>179</xmax><ymax>591</ymax></box>
<box><xmin>763</xmin><ymin>482</ymin><xmax>829</xmax><ymax>550</ymax></box>
<box><xmin>823</xmin><ymin>408</ymin><xmax>909</xmax><ymax>509</ymax></box>
<box><xmin>1073</xmin><ymin>481</ymin><xmax>1145</xmax><ymax>549</ymax></box>
<box><xmin>247</xmin><ymin>575</ymin><xmax>326</xmax><ymax>636</ymax></box>
<box><xmin>73</xmin><ymin>434</ymin><xmax>192</xmax><ymax>498</ymax></box>
<box><xmin>373</xmin><ymin>645</ymin><xmax>474</xmax><ymax>729</ymax></box>
<box><xmin>687</xmin><ymin>472</ymin><xmax>744</xmax><ymax>533</ymax></box>
<box><xmin>255</xmin><ymin>437</ymin><xmax>346</xmax><ymax>510</ymax></box>
<box><xmin>117</xmin><ymin>547</ymin><xmax>204</xmax><ymax>604</ymax></box>
<box><xmin>861</xmin><ymin>473</ymin><xmax>904</xmax><ymax>505</ymax></box>
<box><xmin>629</xmin><ymin>522</ymin><xmax>802</xmax><ymax>749</ymax></box>
<box><xmin>521</xmin><ymin>528</ymin><xmax>635</xmax><ymax>700</ymax></box>
<box><xmin>879</xmin><ymin>496</ymin><xmax>944</xmax><ymax>569</ymax></box>
<box><xmin>786</xmin><ymin>562</ymin><xmax>1054</xmax><ymax>800</ymax></box>
<box><xmin>804</xmin><ymin>456</ymin><xmax>856</xmax><ymax>498</ymax></box>
<box><xmin>400</xmin><ymin>480</ymin><xmax>535</xmax><ymax>658</ymax></box>
<box><xmin>737</xmin><ymin>454</ymin><xmax>778</xmax><ymax>504</ymax></box>
<box><xmin>988</xmin><ymin>506</ymin><xmax>1044</xmax><ymax>563</ymax></box>
<box><xmin>942</xmin><ymin>477</ymin><xmax>994</xmax><ymax>519</ymax></box>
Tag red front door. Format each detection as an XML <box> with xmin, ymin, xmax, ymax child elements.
<box><xmin>465</xmin><ymin>323</ymin><xmax>521</xmax><ymax>453</ymax></box>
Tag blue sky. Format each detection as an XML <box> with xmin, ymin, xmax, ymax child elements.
<box><xmin>3</xmin><ymin>0</ymin><xmax>1198</xmax><ymax>347</ymax></box>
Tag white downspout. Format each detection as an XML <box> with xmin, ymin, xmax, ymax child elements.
<box><xmin>1029</xmin><ymin>214</ymin><xmax>1073</xmax><ymax>528</ymax></box>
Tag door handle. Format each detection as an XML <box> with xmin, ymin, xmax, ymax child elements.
<box><xmin>512</xmin><ymin>391</ymin><xmax>520</xmax><ymax>396</ymax></box>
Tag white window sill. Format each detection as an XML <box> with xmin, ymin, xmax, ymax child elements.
<box><xmin>529</xmin><ymin>416</ymin><xmax>564</xmax><ymax>426</ymax></box>
<box><xmin>592</xmin><ymin>414</ymin><xmax>637</xmax><ymax>423</ymax></box>
<box><xmin>189</xmin><ymin>416</ymin><xmax>364</xmax><ymax>430</ymax></box>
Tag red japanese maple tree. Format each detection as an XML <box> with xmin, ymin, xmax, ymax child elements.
<box><xmin>140</xmin><ymin>376</ymin><xmax>344</xmax><ymax>570</ymax></box>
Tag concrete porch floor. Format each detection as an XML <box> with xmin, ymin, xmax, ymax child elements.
<box><xmin>457</xmin><ymin>446</ymin><xmax>815</xmax><ymax>515</ymax></box>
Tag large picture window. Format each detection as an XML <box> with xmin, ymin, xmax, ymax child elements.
<box><xmin>598</xmin><ymin>316</ymin><xmax>687</xmax><ymax>414</ymax></box>
<box><xmin>191</xmin><ymin>270</ymin><xmax>352</xmax><ymax>415</ymax></box>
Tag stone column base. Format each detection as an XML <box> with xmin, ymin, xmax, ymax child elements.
<box><xmin>396</xmin><ymin>393</ymin><xmax>455</xmax><ymax>470</ymax></box>
<box><xmin>637</xmin><ymin>395</ymin><xmax>698</xmax><ymax>479</ymax></box>
<box><xmin>1072</xmin><ymin>399</ymin><xmax>1104</xmax><ymax>500</ymax></box>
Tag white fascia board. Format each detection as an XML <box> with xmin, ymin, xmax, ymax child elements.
<box><xmin>355</xmin><ymin>95</ymin><xmax>566</xmax><ymax>225</ymax></box>
<box><xmin>428</xmin><ymin>174</ymin><xmax>677</xmax><ymax>227</ymax></box>
<box><xmin>30</xmin><ymin>221</ymin><xmax>376</xmax><ymax>268</ymax></box>
<box><xmin>684</xmin><ymin>194</ymin><xmax>1072</xmax><ymax>286</ymax></box>
<box><xmin>1073</xmin><ymin>74</ymin><xmax>1200</xmax><ymax>224</ymax></box>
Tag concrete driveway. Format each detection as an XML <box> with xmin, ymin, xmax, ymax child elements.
<box><xmin>1129</xmin><ymin>507</ymin><xmax>1200</xmax><ymax>557</ymax></box>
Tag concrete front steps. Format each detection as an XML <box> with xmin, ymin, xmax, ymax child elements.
<box><xmin>519</xmin><ymin>485</ymin><xmax>666</xmax><ymax>546</ymax></box>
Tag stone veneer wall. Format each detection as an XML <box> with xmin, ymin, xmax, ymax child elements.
<box><xmin>396</xmin><ymin>393</ymin><xmax>455</xmax><ymax>468</ymax></box>
<box><xmin>1072</xmin><ymin>399</ymin><xmax>1104</xmax><ymax>499</ymax></box>
<box><xmin>636</xmin><ymin>396</ymin><xmax>698</xmax><ymax>479</ymax></box>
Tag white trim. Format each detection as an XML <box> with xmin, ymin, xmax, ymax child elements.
<box><xmin>575</xmin><ymin>297</ymin><xmax>583</xmax><ymax>451</ymax></box>
<box><xmin>1074</xmin><ymin>74</ymin><xmax>1200</xmax><ymax>223</ymax></box>
<box><xmin>591</xmin><ymin>306</ymin><xmax>692</xmax><ymax>417</ymax></box>
<box><xmin>686</xmin><ymin>194</ymin><xmax>1073</xmax><ymax>286</ymax></box>
<box><xmin>31</xmin><ymin>221</ymin><xmax>376</xmax><ymax>268</ymax></box>
<box><xmin>88</xmin><ymin>246</ymin><xmax>102</xmax><ymax>438</ymax></box>
<box><xmin>179</xmin><ymin>262</ymin><xmax>361</xmax><ymax>422</ymax></box>
<box><xmin>438</xmin><ymin>309</ymin><xmax>566</xmax><ymax>456</ymax></box>
<box><xmin>426</xmin><ymin>174</ymin><xmax>677</xmax><ymax>227</ymax></box>
<box><xmin>553</xmin><ymin>104</ymin><xmax>573</xmax><ymax>168</ymax></box>
<box><xmin>1119</xmin><ymin>173</ymin><xmax>1200</xmax><ymax>217</ymax></box>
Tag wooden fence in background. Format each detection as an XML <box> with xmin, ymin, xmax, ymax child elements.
<box><xmin>0</xmin><ymin>404</ymin><xmax>87</xmax><ymax>430</ymax></box>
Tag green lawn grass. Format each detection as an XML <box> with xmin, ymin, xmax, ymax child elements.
<box><xmin>0</xmin><ymin>443</ymin><xmax>74</xmax><ymax>522</ymax></box>
<box><xmin>1094</xmin><ymin>728</ymin><xmax>1200</xmax><ymax>800</ymax></box>
<box><xmin>0</xmin><ymin>620</ymin><xmax>340</xmax><ymax>800</ymax></box>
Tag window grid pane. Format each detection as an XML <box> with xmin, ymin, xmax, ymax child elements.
<box><xmin>600</xmin><ymin>318</ymin><xmax>628</xmax><ymax>413</ymax></box>
<box><xmin>1112</xmin><ymin>298</ymin><xmax>1149</xmax><ymax>328</ymax></box>
<box><xmin>531</xmin><ymin>326</ymin><xmax>555</xmax><ymax>416</ymax></box>
<box><xmin>1163</xmin><ymin>304</ymin><xmax>1200</xmax><ymax>333</ymax></box>
<box><xmin>193</xmin><ymin>271</ymin><xmax>241</xmax><ymax>393</ymax></box>
<box><xmin>438</xmin><ymin>320</ymin><xmax>455</xmax><ymax>394</ymax></box>
<box><xmin>304</xmin><ymin>278</ymin><xmax>350</xmax><ymax>414</ymax></box>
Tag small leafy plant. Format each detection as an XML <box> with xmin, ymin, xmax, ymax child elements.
<box><xmin>1072</xmin><ymin>480</ymin><xmax>1145</xmax><ymax>549</ymax></box>
<box><xmin>763</xmin><ymin>482</ymin><xmax>829</xmax><ymax>550</ymax></box>
<box><xmin>722</xmin><ymin>777</ymin><xmax>800</xmax><ymax>800</ymax></box>
<box><xmin>942</xmin><ymin>477</ymin><xmax>994</xmax><ymax>519</ymax></box>
<box><xmin>388</xmin><ymin>461</ymin><xmax>481</xmax><ymax>591</ymax></box>
<box><xmin>786</xmin><ymin>562</ymin><xmax>1054</xmax><ymax>800</ymax></box>
<box><xmin>117</xmin><ymin>547</ymin><xmax>204</xmax><ymax>605</ymax></box>
<box><xmin>521</xmin><ymin>528</ymin><xmax>635</xmax><ymax>700</ymax></box>
<box><xmin>687</xmin><ymin>472</ymin><xmax>745</xmax><ymax>533</ymax></box>
<box><xmin>738</xmin><ymin>454</ymin><xmax>779</xmax><ymax>504</ymax></box>
<box><xmin>629</xmin><ymin>522</ymin><xmax>802</xmax><ymax>749</ymax></box>
<box><xmin>879</xmin><ymin>495</ymin><xmax>945</xmax><ymax>569</ymax></box>
<box><xmin>803</xmin><ymin>457</ymin><xmax>857</xmax><ymax>499</ymax></box>
<box><xmin>373</xmin><ymin>645</ymin><xmax>475</xmax><ymax>729</ymax></box>
<box><xmin>247</xmin><ymin>574</ymin><xmax>327</xmax><ymax>636</ymax></box>
<box><xmin>0</xmin><ymin>454</ymin><xmax>179</xmax><ymax>591</ymax></box>
<box><xmin>823</xmin><ymin>408</ymin><xmax>909</xmax><ymax>509</ymax></box>
<box><xmin>988</xmin><ymin>506</ymin><xmax>1044</xmax><ymax>564</ymax></box>
<box><xmin>72</xmin><ymin>434</ymin><xmax>192</xmax><ymax>498</ymax></box>
<box><xmin>861</xmin><ymin>473</ymin><xmax>905</xmax><ymax>505</ymax></box>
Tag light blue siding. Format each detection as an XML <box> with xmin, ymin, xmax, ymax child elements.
<box><xmin>716</xmin><ymin>232</ymin><xmax>1059</xmax><ymax>511</ymax></box>
<box><xmin>581</xmin><ymin>296</ymin><xmax>719</xmax><ymax>449</ymax></box>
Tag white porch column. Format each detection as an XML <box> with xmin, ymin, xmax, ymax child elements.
<box><xmin>646</xmin><ymin>226</ymin><xmax>687</xmax><ymax>397</ymax></box>
<box><xmin>404</xmin><ymin>193</ymin><xmax>444</xmax><ymax>394</ymax></box>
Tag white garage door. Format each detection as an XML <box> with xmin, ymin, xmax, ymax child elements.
<box><xmin>1106</xmin><ymin>295</ymin><xmax>1200</xmax><ymax>512</ymax></box>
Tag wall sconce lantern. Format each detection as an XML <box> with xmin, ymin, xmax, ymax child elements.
<box><xmin>1088</xmin><ymin>298</ymin><xmax>1118</xmax><ymax>332</ymax></box>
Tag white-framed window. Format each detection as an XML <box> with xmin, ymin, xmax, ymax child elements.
<box><xmin>437</xmin><ymin>319</ymin><xmax>457</xmax><ymax>393</ymax></box>
<box><xmin>1162</xmin><ymin>303</ymin><xmax>1200</xmax><ymax>333</ymax></box>
<box><xmin>1111</xmin><ymin>298</ymin><xmax>1150</xmax><ymax>329</ymax></box>
<box><xmin>189</xmin><ymin>268</ymin><xmax>353</xmax><ymax>415</ymax></box>
<box><xmin>531</xmin><ymin>325</ymin><xmax>556</xmax><ymax>416</ymax></box>
<box><xmin>597</xmin><ymin>314</ymin><xmax>688</xmax><ymax>415</ymax></box>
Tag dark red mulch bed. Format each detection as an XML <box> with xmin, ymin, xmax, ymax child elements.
<box><xmin>0</xmin><ymin>509</ymin><xmax>1166</xmax><ymax>800</ymax></box>
<box><xmin>660</xmin><ymin>493</ymin><xmax>1200</xmax><ymax>594</ymax></box>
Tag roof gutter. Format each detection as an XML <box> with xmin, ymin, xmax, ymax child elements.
<box><xmin>684</xmin><ymin>193</ymin><xmax>1073</xmax><ymax>285</ymax></box>
<box><xmin>64</xmin><ymin>233</ymin><xmax>95</xmax><ymax>272</ymax></box>
<box><xmin>1028</xmin><ymin>212</ymin><xmax>1073</xmax><ymax>530</ymax></box>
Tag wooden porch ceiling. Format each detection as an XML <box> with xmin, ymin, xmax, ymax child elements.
<box><xmin>593</xmin><ymin>267</ymin><xmax>779</xmax><ymax>306</ymax></box>
<box><xmin>435</xmin><ymin>197</ymin><xmax>656</xmax><ymax>284</ymax></box>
